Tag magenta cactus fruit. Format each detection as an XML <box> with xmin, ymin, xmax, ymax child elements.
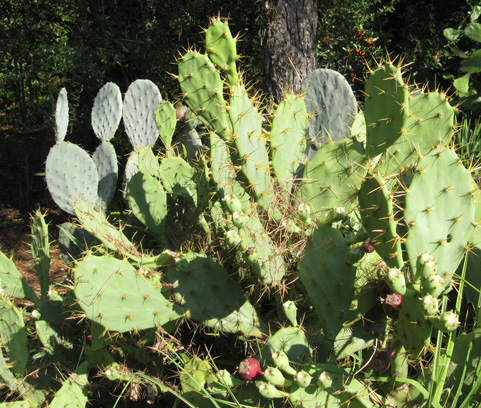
<box><xmin>238</xmin><ymin>357</ymin><xmax>263</xmax><ymax>381</ymax></box>
<box><xmin>383</xmin><ymin>292</ymin><xmax>402</xmax><ymax>319</ymax></box>
<box><xmin>360</xmin><ymin>239</ymin><xmax>375</xmax><ymax>253</ymax></box>
<box><xmin>371</xmin><ymin>349</ymin><xmax>395</xmax><ymax>372</ymax></box>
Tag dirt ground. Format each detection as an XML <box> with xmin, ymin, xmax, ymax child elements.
<box><xmin>0</xmin><ymin>126</ymin><xmax>70</xmax><ymax>292</ymax></box>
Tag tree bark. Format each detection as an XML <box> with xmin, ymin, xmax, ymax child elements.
<box><xmin>263</xmin><ymin>0</ymin><xmax>318</xmax><ymax>103</ymax></box>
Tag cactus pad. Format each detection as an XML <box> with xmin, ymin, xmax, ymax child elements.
<box><xmin>122</xmin><ymin>79</ymin><xmax>162</xmax><ymax>151</ymax></box>
<box><xmin>46</xmin><ymin>142</ymin><xmax>100</xmax><ymax>215</ymax></box>
<box><xmin>74</xmin><ymin>255</ymin><xmax>183</xmax><ymax>333</ymax></box>
<box><xmin>91</xmin><ymin>82</ymin><xmax>122</xmax><ymax>142</ymax></box>
<box><xmin>302</xmin><ymin>68</ymin><xmax>358</xmax><ymax>147</ymax></box>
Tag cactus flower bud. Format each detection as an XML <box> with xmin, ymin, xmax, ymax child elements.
<box><xmin>238</xmin><ymin>357</ymin><xmax>263</xmax><ymax>381</ymax></box>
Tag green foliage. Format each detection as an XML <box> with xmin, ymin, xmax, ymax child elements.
<box><xmin>444</xmin><ymin>5</ymin><xmax>481</xmax><ymax>111</ymax></box>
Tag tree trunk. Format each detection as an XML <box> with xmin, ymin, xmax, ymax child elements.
<box><xmin>263</xmin><ymin>0</ymin><xmax>318</xmax><ymax>103</ymax></box>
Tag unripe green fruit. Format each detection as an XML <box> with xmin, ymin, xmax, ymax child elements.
<box><xmin>225</xmin><ymin>229</ymin><xmax>242</xmax><ymax>247</ymax></box>
<box><xmin>422</xmin><ymin>273</ymin><xmax>445</xmax><ymax>298</ymax></box>
<box><xmin>386</xmin><ymin>268</ymin><xmax>408</xmax><ymax>295</ymax></box>
<box><xmin>282</xmin><ymin>219</ymin><xmax>301</xmax><ymax>234</ymax></box>
<box><xmin>430</xmin><ymin>310</ymin><xmax>460</xmax><ymax>332</ymax></box>
<box><xmin>317</xmin><ymin>371</ymin><xmax>333</xmax><ymax>389</ymax></box>
<box><xmin>421</xmin><ymin>295</ymin><xmax>439</xmax><ymax>316</ymax></box>
<box><xmin>272</xmin><ymin>350</ymin><xmax>296</xmax><ymax>376</ymax></box>
<box><xmin>31</xmin><ymin>310</ymin><xmax>42</xmax><ymax>320</ymax></box>
<box><xmin>257</xmin><ymin>381</ymin><xmax>289</xmax><ymax>399</ymax></box>
<box><xmin>223</xmin><ymin>194</ymin><xmax>242</xmax><ymax>213</ymax></box>
<box><xmin>217</xmin><ymin>369</ymin><xmax>244</xmax><ymax>387</ymax></box>
<box><xmin>295</xmin><ymin>370</ymin><xmax>312</xmax><ymax>388</ymax></box>
<box><xmin>263</xmin><ymin>366</ymin><xmax>293</xmax><ymax>387</ymax></box>
<box><xmin>282</xmin><ymin>301</ymin><xmax>297</xmax><ymax>326</ymax></box>
<box><xmin>298</xmin><ymin>203</ymin><xmax>312</xmax><ymax>223</ymax></box>
<box><xmin>232</xmin><ymin>211</ymin><xmax>249</xmax><ymax>228</ymax></box>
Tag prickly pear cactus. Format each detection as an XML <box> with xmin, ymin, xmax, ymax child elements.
<box><xmin>46</xmin><ymin>83</ymin><xmax>122</xmax><ymax>214</ymax></box>
<box><xmin>302</xmin><ymin>68</ymin><xmax>358</xmax><ymax>148</ymax></box>
<box><xmin>38</xmin><ymin>18</ymin><xmax>481</xmax><ymax>408</ymax></box>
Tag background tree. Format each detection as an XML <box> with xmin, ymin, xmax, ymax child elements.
<box><xmin>262</xmin><ymin>0</ymin><xmax>318</xmax><ymax>102</ymax></box>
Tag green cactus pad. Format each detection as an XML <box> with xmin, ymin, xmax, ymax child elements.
<box><xmin>358</xmin><ymin>173</ymin><xmax>403</xmax><ymax>268</ymax></box>
<box><xmin>299</xmin><ymin>225</ymin><xmax>356</xmax><ymax>340</ymax></box>
<box><xmin>238</xmin><ymin>213</ymin><xmax>287</xmax><ymax>285</ymax></box>
<box><xmin>270</xmin><ymin>93</ymin><xmax>310</xmax><ymax>190</ymax></box>
<box><xmin>74</xmin><ymin>200</ymin><xmax>174</xmax><ymax>268</ymax></box>
<box><xmin>258</xmin><ymin>327</ymin><xmax>312</xmax><ymax>368</ymax></box>
<box><xmin>49</xmin><ymin>361</ymin><xmax>89</xmax><ymax>408</ymax></box>
<box><xmin>297</xmin><ymin>137</ymin><xmax>366</xmax><ymax>218</ymax></box>
<box><xmin>165</xmin><ymin>253</ymin><xmax>266</xmax><ymax>336</ymax></box>
<box><xmin>0</xmin><ymin>252</ymin><xmax>37</xmax><ymax>302</ymax></box>
<box><xmin>126</xmin><ymin>172</ymin><xmax>167</xmax><ymax>236</ymax></box>
<box><xmin>46</xmin><ymin>142</ymin><xmax>100</xmax><ymax>215</ymax></box>
<box><xmin>122</xmin><ymin>79</ymin><xmax>162</xmax><ymax>151</ymax></box>
<box><xmin>205</xmin><ymin>18</ymin><xmax>238</xmax><ymax>85</ymax></box>
<box><xmin>178</xmin><ymin>51</ymin><xmax>230</xmax><ymax>139</ymax></box>
<box><xmin>403</xmin><ymin>146</ymin><xmax>475</xmax><ymax>284</ymax></box>
<box><xmin>74</xmin><ymin>255</ymin><xmax>183</xmax><ymax>333</ymax></box>
<box><xmin>30</xmin><ymin>211</ymin><xmax>50</xmax><ymax>298</ymax></box>
<box><xmin>379</xmin><ymin>91</ymin><xmax>455</xmax><ymax>174</ymax></box>
<box><xmin>397</xmin><ymin>296</ymin><xmax>433</xmax><ymax>354</ymax></box>
<box><xmin>302</xmin><ymin>68</ymin><xmax>358</xmax><ymax>147</ymax></box>
<box><xmin>210</xmin><ymin>132</ymin><xmax>239</xmax><ymax>199</ymax></box>
<box><xmin>0</xmin><ymin>296</ymin><xmax>28</xmax><ymax>376</ymax></box>
<box><xmin>91</xmin><ymin>82</ymin><xmax>122</xmax><ymax>142</ymax></box>
<box><xmin>178</xmin><ymin>124</ymin><xmax>203</xmax><ymax>163</ymax></box>
<box><xmin>229</xmin><ymin>83</ymin><xmax>275</xmax><ymax>211</ymax></box>
<box><xmin>364</xmin><ymin>64</ymin><xmax>409</xmax><ymax>158</ymax></box>
<box><xmin>159</xmin><ymin>156</ymin><xmax>199</xmax><ymax>206</ymax></box>
<box><xmin>92</xmin><ymin>141</ymin><xmax>118</xmax><ymax>210</ymax></box>
<box><xmin>55</xmin><ymin>88</ymin><xmax>69</xmax><ymax>142</ymax></box>
<box><xmin>155</xmin><ymin>100</ymin><xmax>176</xmax><ymax>151</ymax></box>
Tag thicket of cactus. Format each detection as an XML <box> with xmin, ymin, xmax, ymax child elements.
<box><xmin>2</xmin><ymin>17</ymin><xmax>481</xmax><ymax>407</ymax></box>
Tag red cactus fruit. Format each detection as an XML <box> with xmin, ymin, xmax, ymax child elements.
<box><xmin>371</xmin><ymin>349</ymin><xmax>395</xmax><ymax>372</ymax></box>
<box><xmin>384</xmin><ymin>292</ymin><xmax>402</xmax><ymax>307</ymax></box>
<box><xmin>382</xmin><ymin>292</ymin><xmax>402</xmax><ymax>319</ymax></box>
<box><xmin>360</xmin><ymin>238</ymin><xmax>375</xmax><ymax>253</ymax></box>
<box><xmin>238</xmin><ymin>357</ymin><xmax>263</xmax><ymax>381</ymax></box>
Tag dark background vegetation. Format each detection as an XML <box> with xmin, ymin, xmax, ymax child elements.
<box><xmin>0</xmin><ymin>0</ymin><xmax>477</xmax><ymax>211</ymax></box>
